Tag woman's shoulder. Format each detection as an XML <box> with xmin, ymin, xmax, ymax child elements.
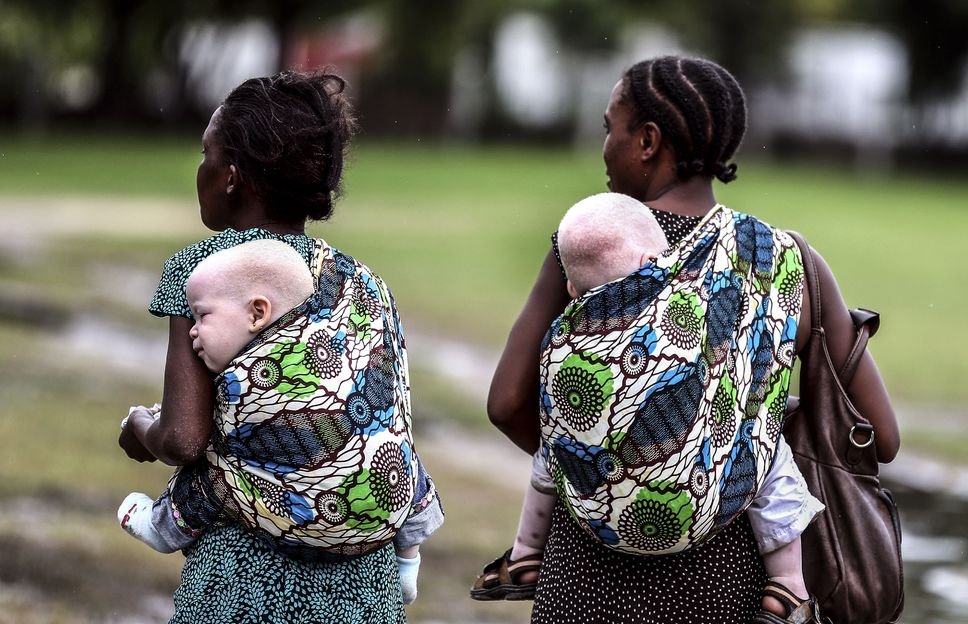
<box><xmin>720</xmin><ymin>206</ymin><xmax>798</xmax><ymax>249</ymax></box>
<box><xmin>150</xmin><ymin>229</ymin><xmax>315</xmax><ymax>318</ymax></box>
<box><xmin>322</xmin><ymin>242</ymin><xmax>398</xmax><ymax>303</ymax></box>
<box><xmin>169</xmin><ymin>229</ymin><xmax>315</xmax><ymax>268</ymax></box>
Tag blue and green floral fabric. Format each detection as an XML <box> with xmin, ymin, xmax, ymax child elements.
<box><xmin>170</xmin><ymin>238</ymin><xmax>417</xmax><ymax>556</ymax></box>
<box><xmin>539</xmin><ymin>205</ymin><xmax>803</xmax><ymax>556</ymax></box>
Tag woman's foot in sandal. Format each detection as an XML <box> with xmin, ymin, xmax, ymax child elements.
<box><xmin>469</xmin><ymin>548</ymin><xmax>543</xmax><ymax>601</ymax></box>
<box><xmin>750</xmin><ymin>580</ymin><xmax>830</xmax><ymax>624</ymax></box>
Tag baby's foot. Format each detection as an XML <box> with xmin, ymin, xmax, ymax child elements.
<box><xmin>118</xmin><ymin>492</ymin><xmax>178</xmax><ymax>554</ymax></box>
<box><xmin>509</xmin><ymin>544</ymin><xmax>543</xmax><ymax>586</ymax></box>
<box><xmin>396</xmin><ymin>553</ymin><xmax>421</xmax><ymax>605</ymax></box>
<box><xmin>761</xmin><ymin>577</ymin><xmax>809</xmax><ymax>617</ymax></box>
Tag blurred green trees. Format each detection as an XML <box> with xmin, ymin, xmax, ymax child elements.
<box><xmin>0</xmin><ymin>0</ymin><xmax>966</xmax><ymax>145</ymax></box>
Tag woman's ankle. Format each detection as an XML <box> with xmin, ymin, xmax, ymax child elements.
<box><xmin>761</xmin><ymin>576</ymin><xmax>809</xmax><ymax>616</ymax></box>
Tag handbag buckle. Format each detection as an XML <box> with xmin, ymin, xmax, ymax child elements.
<box><xmin>849</xmin><ymin>424</ymin><xmax>875</xmax><ymax>449</ymax></box>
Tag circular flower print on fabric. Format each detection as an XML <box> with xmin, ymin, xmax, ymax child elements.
<box><xmin>711</xmin><ymin>379</ymin><xmax>737</xmax><ymax>449</ymax></box>
<box><xmin>618</xmin><ymin>485</ymin><xmax>694</xmax><ymax>553</ymax></box>
<box><xmin>689</xmin><ymin>463</ymin><xmax>710</xmax><ymax>497</ymax></box>
<box><xmin>660</xmin><ymin>293</ymin><xmax>703</xmax><ymax>350</ymax></box>
<box><xmin>346</xmin><ymin>392</ymin><xmax>374</xmax><ymax>428</ymax></box>
<box><xmin>621</xmin><ymin>342</ymin><xmax>649</xmax><ymax>376</ymax></box>
<box><xmin>306</xmin><ymin>331</ymin><xmax>342</xmax><ymax>378</ymax></box>
<box><xmin>550</xmin><ymin>317</ymin><xmax>571</xmax><ymax>348</ymax></box>
<box><xmin>249</xmin><ymin>357</ymin><xmax>282</xmax><ymax>389</ymax></box>
<box><xmin>596</xmin><ymin>450</ymin><xmax>625</xmax><ymax>484</ymax></box>
<box><xmin>551</xmin><ymin>353</ymin><xmax>614</xmax><ymax>431</ymax></box>
<box><xmin>776</xmin><ymin>249</ymin><xmax>804</xmax><ymax>315</ymax></box>
<box><xmin>251</xmin><ymin>474</ymin><xmax>289</xmax><ymax>518</ymax></box>
<box><xmin>371</xmin><ymin>442</ymin><xmax>411</xmax><ymax>511</ymax></box>
<box><xmin>777</xmin><ymin>340</ymin><xmax>796</xmax><ymax>368</ymax></box>
<box><xmin>766</xmin><ymin>390</ymin><xmax>786</xmax><ymax>442</ymax></box>
<box><xmin>316</xmin><ymin>491</ymin><xmax>350</xmax><ymax>525</ymax></box>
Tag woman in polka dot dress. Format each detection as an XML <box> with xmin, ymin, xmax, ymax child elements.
<box><xmin>486</xmin><ymin>56</ymin><xmax>898</xmax><ymax>624</ymax></box>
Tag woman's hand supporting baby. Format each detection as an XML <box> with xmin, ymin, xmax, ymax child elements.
<box><xmin>119</xmin><ymin>404</ymin><xmax>160</xmax><ymax>463</ymax></box>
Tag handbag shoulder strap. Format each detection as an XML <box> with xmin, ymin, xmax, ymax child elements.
<box><xmin>841</xmin><ymin>309</ymin><xmax>878</xmax><ymax>385</ymax></box>
<box><xmin>787</xmin><ymin>230</ymin><xmax>877</xmax><ymax>387</ymax></box>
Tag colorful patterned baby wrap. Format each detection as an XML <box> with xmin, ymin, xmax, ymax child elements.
<box><xmin>539</xmin><ymin>205</ymin><xmax>803</xmax><ymax>556</ymax></box>
<box><xmin>169</xmin><ymin>238</ymin><xmax>417</xmax><ymax>556</ymax></box>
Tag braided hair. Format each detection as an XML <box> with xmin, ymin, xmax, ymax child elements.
<box><xmin>622</xmin><ymin>56</ymin><xmax>746</xmax><ymax>183</ymax></box>
<box><xmin>215</xmin><ymin>70</ymin><xmax>357</xmax><ymax>222</ymax></box>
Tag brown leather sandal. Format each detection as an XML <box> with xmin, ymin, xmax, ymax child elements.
<box><xmin>469</xmin><ymin>548</ymin><xmax>542</xmax><ymax>601</ymax></box>
<box><xmin>750</xmin><ymin>581</ymin><xmax>832</xmax><ymax>624</ymax></box>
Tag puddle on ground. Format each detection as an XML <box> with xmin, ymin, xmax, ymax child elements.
<box><xmin>890</xmin><ymin>478</ymin><xmax>968</xmax><ymax>623</ymax></box>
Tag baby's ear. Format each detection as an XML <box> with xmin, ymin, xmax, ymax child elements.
<box><xmin>248</xmin><ymin>296</ymin><xmax>272</xmax><ymax>332</ymax></box>
<box><xmin>566</xmin><ymin>279</ymin><xmax>579</xmax><ymax>300</ymax></box>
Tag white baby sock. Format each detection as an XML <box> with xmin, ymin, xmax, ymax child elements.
<box><xmin>397</xmin><ymin>552</ymin><xmax>421</xmax><ymax>605</ymax></box>
<box><xmin>118</xmin><ymin>492</ymin><xmax>179</xmax><ymax>554</ymax></box>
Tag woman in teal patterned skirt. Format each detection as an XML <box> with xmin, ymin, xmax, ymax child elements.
<box><xmin>118</xmin><ymin>70</ymin><xmax>440</xmax><ymax>624</ymax></box>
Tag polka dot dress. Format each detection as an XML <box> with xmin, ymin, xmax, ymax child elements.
<box><xmin>535</xmin><ymin>208</ymin><xmax>763</xmax><ymax>623</ymax></box>
<box><xmin>650</xmin><ymin>207</ymin><xmax>702</xmax><ymax>246</ymax></box>
<box><xmin>531</xmin><ymin>502</ymin><xmax>766</xmax><ymax>624</ymax></box>
<box><xmin>149</xmin><ymin>228</ymin><xmax>315</xmax><ymax>319</ymax></box>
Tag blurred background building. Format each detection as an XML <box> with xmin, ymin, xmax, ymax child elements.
<box><xmin>2</xmin><ymin>0</ymin><xmax>967</xmax><ymax>170</ymax></box>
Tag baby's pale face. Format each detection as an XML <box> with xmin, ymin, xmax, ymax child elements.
<box><xmin>186</xmin><ymin>273</ymin><xmax>254</xmax><ymax>372</ymax></box>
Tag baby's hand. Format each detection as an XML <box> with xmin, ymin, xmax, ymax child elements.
<box><xmin>122</xmin><ymin>403</ymin><xmax>161</xmax><ymax>430</ymax></box>
<box><xmin>118</xmin><ymin>404</ymin><xmax>160</xmax><ymax>463</ymax></box>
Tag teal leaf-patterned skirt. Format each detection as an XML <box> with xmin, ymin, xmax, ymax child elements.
<box><xmin>170</xmin><ymin>524</ymin><xmax>405</xmax><ymax>624</ymax></box>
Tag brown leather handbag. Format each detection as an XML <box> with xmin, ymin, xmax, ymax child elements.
<box><xmin>783</xmin><ymin>231</ymin><xmax>904</xmax><ymax>624</ymax></box>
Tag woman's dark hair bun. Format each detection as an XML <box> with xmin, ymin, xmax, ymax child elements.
<box><xmin>215</xmin><ymin>70</ymin><xmax>358</xmax><ymax>223</ymax></box>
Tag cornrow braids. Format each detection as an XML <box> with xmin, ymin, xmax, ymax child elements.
<box><xmin>216</xmin><ymin>70</ymin><xmax>358</xmax><ymax>222</ymax></box>
<box><xmin>626</xmin><ymin>61</ymin><xmax>693</xmax><ymax>178</ymax></box>
<box><xmin>712</xmin><ymin>63</ymin><xmax>747</xmax><ymax>182</ymax></box>
<box><xmin>681</xmin><ymin>59</ymin><xmax>730</xmax><ymax>177</ymax></box>
<box><xmin>658</xmin><ymin>58</ymin><xmax>711</xmax><ymax>178</ymax></box>
<box><xmin>623</xmin><ymin>56</ymin><xmax>747</xmax><ymax>184</ymax></box>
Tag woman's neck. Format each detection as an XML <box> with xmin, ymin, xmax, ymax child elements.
<box><xmin>228</xmin><ymin>198</ymin><xmax>306</xmax><ymax>235</ymax></box>
<box><xmin>644</xmin><ymin>176</ymin><xmax>718</xmax><ymax>217</ymax></box>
